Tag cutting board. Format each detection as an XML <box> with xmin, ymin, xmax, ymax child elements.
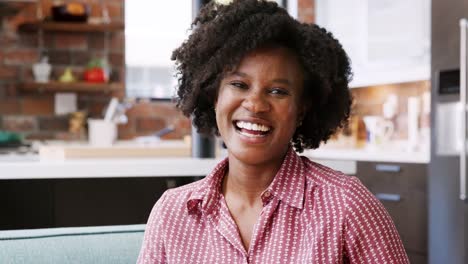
<box><xmin>39</xmin><ymin>140</ymin><xmax>191</xmax><ymax>160</ymax></box>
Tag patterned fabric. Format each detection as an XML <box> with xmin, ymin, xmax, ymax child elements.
<box><xmin>137</xmin><ymin>148</ymin><xmax>409</xmax><ymax>263</ymax></box>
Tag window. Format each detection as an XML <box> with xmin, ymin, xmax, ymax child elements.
<box><xmin>125</xmin><ymin>0</ymin><xmax>296</xmax><ymax>99</ymax></box>
<box><xmin>125</xmin><ymin>0</ymin><xmax>192</xmax><ymax>99</ymax></box>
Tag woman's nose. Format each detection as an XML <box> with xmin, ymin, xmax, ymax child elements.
<box><xmin>241</xmin><ymin>90</ymin><xmax>270</xmax><ymax>113</ymax></box>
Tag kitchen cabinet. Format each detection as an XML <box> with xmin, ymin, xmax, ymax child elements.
<box><xmin>0</xmin><ymin>177</ymin><xmax>196</xmax><ymax>230</ymax></box>
<box><xmin>315</xmin><ymin>0</ymin><xmax>430</xmax><ymax>88</ymax></box>
<box><xmin>356</xmin><ymin>161</ymin><xmax>427</xmax><ymax>264</ymax></box>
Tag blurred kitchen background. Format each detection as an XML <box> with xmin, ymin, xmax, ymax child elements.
<box><xmin>1</xmin><ymin>0</ymin><xmax>466</xmax><ymax>264</ymax></box>
<box><xmin>0</xmin><ymin>0</ymin><xmax>430</xmax><ymax>154</ymax></box>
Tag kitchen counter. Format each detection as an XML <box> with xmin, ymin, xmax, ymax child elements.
<box><xmin>0</xmin><ymin>154</ymin><xmax>356</xmax><ymax>180</ymax></box>
<box><xmin>0</xmin><ymin>140</ymin><xmax>429</xmax><ymax>179</ymax></box>
<box><xmin>304</xmin><ymin>147</ymin><xmax>429</xmax><ymax>164</ymax></box>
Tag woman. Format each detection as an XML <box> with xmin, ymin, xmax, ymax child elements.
<box><xmin>138</xmin><ymin>0</ymin><xmax>409</xmax><ymax>263</ymax></box>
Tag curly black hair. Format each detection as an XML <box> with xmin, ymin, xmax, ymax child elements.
<box><xmin>172</xmin><ymin>0</ymin><xmax>352</xmax><ymax>153</ymax></box>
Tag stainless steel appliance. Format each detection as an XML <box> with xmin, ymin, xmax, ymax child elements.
<box><xmin>430</xmin><ymin>0</ymin><xmax>468</xmax><ymax>263</ymax></box>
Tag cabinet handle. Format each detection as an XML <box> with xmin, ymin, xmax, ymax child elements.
<box><xmin>460</xmin><ymin>18</ymin><xmax>468</xmax><ymax>201</ymax></box>
<box><xmin>375</xmin><ymin>164</ymin><xmax>401</xmax><ymax>173</ymax></box>
<box><xmin>375</xmin><ymin>193</ymin><xmax>401</xmax><ymax>202</ymax></box>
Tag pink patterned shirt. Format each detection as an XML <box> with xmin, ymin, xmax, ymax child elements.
<box><xmin>137</xmin><ymin>148</ymin><xmax>409</xmax><ymax>263</ymax></box>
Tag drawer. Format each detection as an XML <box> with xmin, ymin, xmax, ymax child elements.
<box><xmin>356</xmin><ymin>162</ymin><xmax>427</xmax><ymax>254</ymax></box>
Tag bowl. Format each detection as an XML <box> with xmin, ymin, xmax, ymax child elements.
<box><xmin>51</xmin><ymin>2</ymin><xmax>90</xmax><ymax>23</ymax></box>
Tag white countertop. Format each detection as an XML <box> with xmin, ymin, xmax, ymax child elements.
<box><xmin>0</xmin><ymin>153</ymin><xmax>357</xmax><ymax>180</ymax></box>
<box><xmin>304</xmin><ymin>147</ymin><xmax>430</xmax><ymax>164</ymax></box>
<box><xmin>0</xmin><ymin>142</ymin><xmax>429</xmax><ymax>180</ymax></box>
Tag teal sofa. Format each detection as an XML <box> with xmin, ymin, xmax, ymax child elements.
<box><xmin>0</xmin><ymin>224</ymin><xmax>145</xmax><ymax>264</ymax></box>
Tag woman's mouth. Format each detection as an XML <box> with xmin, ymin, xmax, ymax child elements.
<box><xmin>233</xmin><ymin>120</ymin><xmax>272</xmax><ymax>138</ymax></box>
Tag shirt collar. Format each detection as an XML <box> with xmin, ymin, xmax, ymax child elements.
<box><xmin>187</xmin><ymin>157</ymin><xmax>228</xmax><ymax>215</ymax></box>
<box><xmin>263</xmin><ymin>147</ymin><xmax>306</xmax><ymax>209</ymax></box>
<box><xmin>186</xmin><ymin>147</ymin><xmax>307</xmax><ymax>214</ymax></box>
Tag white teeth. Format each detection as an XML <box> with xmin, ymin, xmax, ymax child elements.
<box><xmin>239</xmin><ymin>130</ymin><xmax>264</xmax><ymax>138</ymax></box>
<box><xmin>236</xmin><ymin>121</ymin><xmax>270</xmax><ymax>132</ymax></box>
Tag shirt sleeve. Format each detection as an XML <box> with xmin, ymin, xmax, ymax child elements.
<box><xmin>343</xmin><ymin>177</ymin><xmax>410</xmax><ymax>264</ymax></box>
<box><xmin>137</xmin><ymin>191</ymin><xmax>169</xmax><ymax>264</ymax></box>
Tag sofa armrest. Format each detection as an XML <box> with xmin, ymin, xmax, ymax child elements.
<box><xmin>0</xmin><ymin>224</ymin><xmax>145</xmax><ymax>264</ymax></box>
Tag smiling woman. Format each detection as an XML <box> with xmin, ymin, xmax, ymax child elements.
<box><xmin>137</xmin><ymin>1</ymin><xmax>409</xmax><ymax>263</ymax></box>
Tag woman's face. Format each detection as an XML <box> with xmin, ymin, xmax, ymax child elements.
<box><xmin>215</xmin><ymin>46</ymin><xmax>305</xmax><ymax>167</ymax></box>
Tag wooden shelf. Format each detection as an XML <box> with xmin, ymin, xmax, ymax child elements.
<box><xmin>19</xmin><ymin>21</ymin><xmax>124</xmax><ymax>32</ymax></box>
<box><xmin>19</xmin><ymin>81</ymin><xmax>124</xmax><ymax>94</ymax></box>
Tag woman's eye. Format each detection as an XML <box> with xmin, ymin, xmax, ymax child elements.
<box><xmin>230</xmin><ymin>82</ymin><xmax>247</xmax><ymax>89</ymax></box>
<box><xmin>270</xmin><ymin>88</ymin><xmax>289</xmax><ymax>96</ymax></box>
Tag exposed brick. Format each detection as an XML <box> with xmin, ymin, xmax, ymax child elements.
<box><xmin>110</xmin><ymin>32</ymin><xmax>124</xmax><ymax>52</ymax></box>
<box><xmin>54</xmin><ymin>33</ymin><xmax>88</xmax><ymax>50</ymax></box>
<box><xmin>106</xmin><ymin>3</ymin><xmax>123</xmax><ymax>20</ymax></box>
<box><xmin>89</xmin><ymin>3</ymin><xmax>122</xmax><ymax>20</ymax></box>
<box><xmin>39</xmin><ymin>1</ymin><xmax>53</xmax><ymax>18</ymax></box>
<box><xmin>3</xmin><ymin>115</ymin><xmax>37</xmax><ymax>131</ymax></box>
<box><xmin>43</xmin><ymin>32</ymin><xmax>55</xmax><ymax>47</ymax></box>
<box><xmin>88</xmin><ymin>33</ymin><xmax>105</xmax><ymax>50</ymax></box>
<box><xmin>48</xmin><ymin>50</ymin><xmax>71</xmax><ymax>65</ymax></box>
<box><xmin>24</xmin><ymin>131</ymin><xmax>56</xmax><ymax>140</ymax></box>
<box><xmin>298</xmin><ymin>9</ymin><xmax>315</xmax><ymax>24</ymax></box>
<box><xmin>70</xmin><ymin>50</ymin><xmax>92</xmax><ymax>66</ymax></box>
<box><xmin>0</xmin><ymin>65</ymin><xmax>18</xmax><ymax>80</ymax></box>
<box><xmin>17</xmin><ymin>33</ymin><xmax>38</xmax><ymax>48</ymax></box>
<box><xmin>89</xmin><ymin>3</ymin><xmax>102</xmax><ymax>18</ymax></box>
<box><xmin>153</xmin><ymin>103</ymin><xmax>182</xmax><ymax>117</ymax></box>
<box><xmin>85</xmin><ymin>100</ymin><xmax>107</xmax><ymax>116</ymax></box>
<box><xmin>38</xmin><ymin>116</ymin><xmax>69</xmax><ymax>131</ymax></box>
<box><xmin>0</xmin><ymin>82</ymin><xmax>18</xmax><ymax>97</ymax></box>
<box><xmin>22</xmin><ymin>66</ymin><xmax>35</xmax><ymax>82</ymax></box>
<box><xmin>21</xmin><ymin>96</ymin><xmax>54</xmax><ymax>115</ymax></box>
<box><xmin>125</xmin><ymin>102</ymin><xmax>153</xmax><ymax>117</ymax></box>
<box><xmin>161</xmin><ymin>117</ymin><xmax>191</xmax><ymax>140</ymax></box>
<box><xmin>109</xmin><ymin>52</ymin><xmax>123</xmax><ymax>67</ymax></box>
<box><xmin>0</xmin><ymin>100</ymin><xmax>21</xmax><ymax>114</ymax></box>
<box><xmin>126</xmin><ymin>101</ymin><xmax>180</xmax><ymax>118</ymax></box>
<box><xmin>136</xmin><ymin>117</ymin><xmax>166</xmax><ymax>132</ymax></box>
<box><xmin>4</xmin><ymin>49</ymin><xmax>38</xmax><ymax>65</ymax></box>
<box><xmin>298</xmin><ymin>0</ymin><xmax>314</xmax><ymax>10</ymax></box>
<box><xmin>298</xmin><ymin>0</ymin><xmax>315</xmax><ymax>23</ymax></box>
<box><xmin>55</xmin><ymin>131</ymin><xmax>85</xmax><ymax>141</ymax></box>
<box><xmin>118</xmin><ymin>133</ymin><xmax>137</xmax><ymax>140</ymax></box>
<box><xmin>0</xmin><ymin>34</ymin><xmax>16</xmax><ymax>47</ymax></box>
<box><xmin>117</xmin><ymin>119</ymin><xmax>136</xmax><ymax>139</ymax></box>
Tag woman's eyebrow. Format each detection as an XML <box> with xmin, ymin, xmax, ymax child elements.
<box><xmin>271</xmin><ymin>78</ymin><xmax>292</xmax><ymax>85</ymax></box>
<box><xmin>230</xmin><ymin>71</ymin><xmax>248</xmax><ymax>78</ymax></box>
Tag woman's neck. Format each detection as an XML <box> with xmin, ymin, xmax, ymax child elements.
<box><xmin>222</xmin><ymin>155</ymin><xmax>282</xmax><ymax>206</ymax></box>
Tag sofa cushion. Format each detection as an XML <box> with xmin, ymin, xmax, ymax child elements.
<box><xmin>0</xmin><ymin>224</ymin><xmax>145</xmax><ymax>264</ymax></box>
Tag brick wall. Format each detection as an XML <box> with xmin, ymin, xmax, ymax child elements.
<box><xmin>298</xmin><ymin>0</ymin><xmax>315</xmax><ymax>23</ymax></box>
<box><xmin>0</xmin><ymin>0</ymin><xmax>128</xmax><ymax>140</ymax></box>
<box><xmin>0</xmin><ymin>0</ymin><xmax>315</xmax><ymax>141</ymax></box>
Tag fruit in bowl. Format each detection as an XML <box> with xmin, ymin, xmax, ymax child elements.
<box><xmin>51</xmin><ymin>2</ymin><xmax>90</xmax><ymax>23</ymax></box>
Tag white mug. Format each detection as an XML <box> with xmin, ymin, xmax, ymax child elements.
<box><xmin>88</xmin><ymin>119</ymin><xmax>117</xmax><ymax>146</ymax></box>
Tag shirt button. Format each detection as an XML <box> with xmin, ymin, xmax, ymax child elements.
<box><xmin>263</xmin><ymin>190</ymin><xmax>271</xmax><ymax>198</ymax></box>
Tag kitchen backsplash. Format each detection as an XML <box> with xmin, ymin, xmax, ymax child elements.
<box><xmin>0</xmin><ymin>0</ymin><xmax>316</xmax><ymax>142</ymax></box>
<box><xmin>351</xmin><ymin>80</ymin><xmax>430</xmax><ymax>140</ymax></box>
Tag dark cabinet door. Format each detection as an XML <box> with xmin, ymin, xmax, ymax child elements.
<box><xmin>356</xmin><ymin>162</ymin><xmax>427</xmax><ymax>261</ymax></box>
<box><xmin>0</xmin><ymin>177</ymin><xmax>196</xmax><ymax>230</ymax></box>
